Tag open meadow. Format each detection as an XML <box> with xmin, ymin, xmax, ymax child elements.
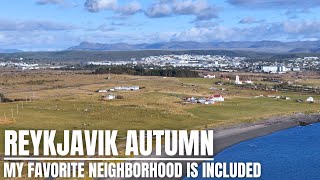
<box><xmin>0</xmin><ymin>70</ymin><xmax>320</xmax><ymax>155</ymax></box>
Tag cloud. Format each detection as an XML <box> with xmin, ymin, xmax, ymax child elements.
<box><xmin>171</xmin><ymin>26</ymin><xmax>239</xmax><ymax>42</ymax></box>
<box><xmin>84</xmin><ymin>0</ymin><xmax>117</xmax><ymax>12</ymax></box>
<box><xmin>75</xmin><ymin>30</ymin><xmax>174</xmax><ymax>44</ymax></box>
<box><xmin>194</xmin><ymin>21</ymin><xmax>219</xmax><ymax>28</ymax></box>
<box><xmin>86</xmin><ymin>24</ymin><xmax>116</xmax><ymax>31</ymax></box>
<box><xmin>4</xmin><ymin>20</ymin><xmax>320</xmax><ymax>51</ymax></box>
<box><xmin>110</xmin><ymin>21</ymin><xmax>144</xmax><ymax>27</ymax></box>
<box><xmin>173</xmin><ymin>0</ymin><xmax>218</xmax><ymax>20</ymax></box>
<box><xmin>239</xmin><ymin>17</ymin><xmax>264</xmax><ymax>24</ymax></box>
<box><xmin>83</xmin><ymin>0</ymin><xmax>217</xmax><ymax>20</ymax></box>
<box><xmin>84</xmin><ymin>0</ymin><xmax>141</xmax><ymax>16</ymax></box>
<box><xmin>145</xmin><ymin>0</ymin><xmax>219</xmax><ymax>21</ymax></box>
<box><xmin>0</xmin><ymin>30</ymin><xmax>79</xmax><ymax>51</ymax></box>
<box><xmin>0</xmin><ymin>19</ymin><xmax>75</xmax><ymax>31</ymax></box>
<box><xmin>228</xmin><ymin>0</ymin><xmax>316</xmax><ymax>20</ymax></box>
<box><xmin>115</xmin><ymin>1</ymin><xmax>142</xmax><ymax>15</ymax></box>
<box><xmin>170</xmin><ymin>20</ymin><xmax>320</xmax><ymax>42</ymax></box>
<box><xmin>227</xmin><ymin>0</ymin><xmax>320</xmax><ymax>9</ymax></box>
<box><xmin>285</xmin><ymin>8</ymin><xmax>310</xmax><ymax>19</ymax></box>
<box><xmin>36</xmin><ymin>0</ymin><xmax>65</xmax><ymax>5</ymax></box>
<box><xmin>282</xmin><ymin>20</ymin><xmax>320</xmax><ymax>35</ymax></box>
<box><xmin>144</xmin><ymin>1</ymin><xmax>173</xmax><ymax>17</ymax></box>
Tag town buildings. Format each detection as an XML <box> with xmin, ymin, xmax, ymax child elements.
<box><xmin>184</xmin><ymin>95</ymin><xmax>225</xmax><ymax>105</ymax></box>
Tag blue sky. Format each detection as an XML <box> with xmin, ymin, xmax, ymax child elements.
<box><xmin>1</xmin><ymin>0</ymin><xmax>320</xmax><ymax>50</ymax></box>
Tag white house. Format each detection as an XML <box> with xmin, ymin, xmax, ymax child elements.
<box><xmin>306</xmin><ymin>97</ymin><xmax>314</xmax><ymax>103</ymax></box>
<box><xmin>186</xmin><ymin>97</ymin><xmax>197</xmax><ymax>103</ymax></box>
<box><xmin>244</xmin><ymin>80</ymin><xmax>254</xmax><ymax>84</ymax></box>
<box><xmin>292</xmin><ymin>67</ymin><xmax>301</xmax><ymax>72</ymax></box>
<box><xmin>98</xmin><ymin>89</ymin><xmax>108</xmax><ymax>93</ymax></box>
<box><xmin>210</xmin><ymin>95</ymin><xmax>225</xmax><ymax>102</ymax></box>
<box><xmin>196</xmin><ymin>98</ymin><xmax>206</xmax><ymax>104</ymax></box>
<box><xmin>102</xmin><ymin>94</ymin><xmax>116</xmax><ymax>100</ymax></box>
<box><xmin>204</xmin><ymin>100</ymin><xmax>215</xmax><ymax>105</ymax></box>
<box><xmin>185</xmin><ymin>97</ymin><xmax>215</xmax><ymax>104</ymax></box>
<box><xmin>204</xmin><ymin>74</ymin><xmax>215</xmax><ymax>79</ymax></box>
<box><xmin>114</xmin><ymin>86</ymin><xmax>140</xmax><ymax>91</ymax></box>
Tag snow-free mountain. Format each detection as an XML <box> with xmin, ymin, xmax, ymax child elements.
<box><xmin>68</xmin><ymin>41</ymin><xmax>320</xmax><ymax>53</ymax></box>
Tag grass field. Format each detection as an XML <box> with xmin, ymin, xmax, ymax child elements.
<box><xmin>0</xmin><ymin>70</ymin><xmax>320</xmax><ymax>154</ymax></box>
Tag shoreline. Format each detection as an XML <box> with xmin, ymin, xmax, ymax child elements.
<box><xmin>155</xmin><ymin>112</ymin><xmax>320</xmax><ymax>160</ymax></box>
<box><xmin>156</xmin><ymin>113</ymin><xmax>320</xmax><ymax>179</ymax></box>
<box><xmin>176</xmin><ymin>112</ymin><xmax>320</xmax><ymax>179</ymax></box>
<box><xmin>209</xmin><ymin>112</ymin><xmax>320</xmax><ymax>157</ymax></box>
<box><xmin>114</xmin><ymin>112</ymin><xmax>320</xmax><ymax>180</ymax></box>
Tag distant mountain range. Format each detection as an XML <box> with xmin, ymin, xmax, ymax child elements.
<box><xmin>68</xmin><ymin>41</ymin><xmax>320</xmax><ymax>53</ymax></box>
<box><xmin>0</xmin><ymin>48</ymin><xmax>23</xmax><ymax>53</ymax></box>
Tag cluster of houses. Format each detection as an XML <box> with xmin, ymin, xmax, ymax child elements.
<box><xmin>202</xmin><ymin>74</ymin><xmax>254</xmax><ymax>86</ymax></box>
<box><xmin>264</xmin><ymin>95</ymin><xmax>315</xmax><ymax>103</ymax></box>
<box><xmin>114</xmin><ymin>86</ymin><xmax>139</xmax><ymax>91</ymax></box>
<box><xmin>98</xmin><ymin>86</ymin><xmax>140</xmax><ymax>101</ymax></box>
<box><xmin>97</xmin><ymin>86</ymin><xmax>140</xmax><ymax>93</ymax></box>
<box><xmin>184</xmin><ymin>95</ymin><xmax>225</xmax><ymax>105</ymax></box>
<box><xmin>141</xmin><ymin>54</ymin><xmax>245</xmax><ymax>68</ymax></box>
<box><xmin>266</xmin><ymin>95</ymin><xmax>291</xmax><ymax>100</ymax></box>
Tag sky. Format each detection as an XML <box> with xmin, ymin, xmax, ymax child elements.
<box><xmin>1</xmin><ymin>0</ymin><xmax>320</xmax><ymax>50</ymax></box>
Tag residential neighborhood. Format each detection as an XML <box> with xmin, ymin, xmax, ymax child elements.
<box><xmin>1</xmin><ymin>54</ymin><xmax>320</xmax><ymax>74</ymax></box>
<box><xmin>184</xmin><ymin>95</ymin><xmax>225</xmax><ymax>105</ymax></box>
<box><xmin>97</xmin><ymin>86</ymin><xmax>140</xmax><ymax>93</ymax></box>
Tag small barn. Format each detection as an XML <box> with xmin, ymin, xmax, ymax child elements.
<box><xmin>204</xmin><ymin>74</ymin><xmax>215</xmax><ymax>79</ymax></box>
<box><xmin>102</xmin><ymin>94</ymin><xmax>116</xmax><ymax>100</ymax></box>
<box><xmin>114</xmin><ymin>86</ymin><xmax>140</xmax><ymax>91</ymax></box>
<box><xmin>210</xmin><ymin>95</ymin><xmax>225</xmax><ymax>102</ymax></box>
<box><xmin>306</xmin><ymin>97</ymin><xmax>314</xmax><ymax>103</ymax></box>
<box><xmin>186</xmin><ymin>97</ymin><xmax>197</xmax><ymax>103</ymax></box>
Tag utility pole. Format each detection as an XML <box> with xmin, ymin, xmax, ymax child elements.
<box><xmin>108</xmin><ymin>68</ymin><xmax>111</xmax><ymax>80</ymax></box>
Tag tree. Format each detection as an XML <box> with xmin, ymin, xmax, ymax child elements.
<box><xmin>0</xmin><ymin>93</ymin><xmax>12</xmax><ymax>103</ymax></box>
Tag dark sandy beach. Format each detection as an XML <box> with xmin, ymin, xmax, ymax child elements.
<box><xmin>173</xmin><ymin>112</ymin><xmax>320</xmax><ymax>179</ymax></box>
<box><xmin>115</xmin><ymin>112</ymin><xmax>320</xmax><ymax>180</ymax></box>
<box><xmin>208</xmin><ymin>112</ymin><xmax>320</xmax><ymax>156</ymax></box>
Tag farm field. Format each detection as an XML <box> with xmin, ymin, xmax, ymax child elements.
<box><xmin>0</xmin><ymin>70</ymin><xmax>320</xmax><ymax>155</ymax></box>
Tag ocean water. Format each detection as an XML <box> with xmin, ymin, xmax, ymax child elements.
<box><xmin>190</xmin><ymin>123</ymin><xmax>320</xmax><ymax>180</ymax></box>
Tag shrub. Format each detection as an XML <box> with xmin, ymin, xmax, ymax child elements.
<box><xmin>116</xmin><ymin>95</ymin><xmax>124</xmax><ymax>99</ymax></box>
<box><xmin>0</xmin><ymin>93</ymin><xmax>13</xmax><ymax>103</ymax></box>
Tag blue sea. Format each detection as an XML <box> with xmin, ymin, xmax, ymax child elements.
<box><xmin>189</xmin><ymin>123</ymin><xmax>320</xmax><ymax>180</ymax></box>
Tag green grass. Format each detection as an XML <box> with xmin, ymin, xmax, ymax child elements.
<box><xmin>188</xmin><ymin>97</ymin><xmax>319</xmax><ymax>125</ymax></box>
<box><xmin>1</xmin><ymin>73</ymin><xmax>320</xmax><ymax>155</ymax></box>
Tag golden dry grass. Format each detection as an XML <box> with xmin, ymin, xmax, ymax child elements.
<box><xmin>0</xmin><ymin>118</ymin><xmax>14</xmax><ymax>125</ymax></box>
<box><xmin>0</xmin><ymin>70</ymin><xmax>320</xmax><ymax>154</ymax></box>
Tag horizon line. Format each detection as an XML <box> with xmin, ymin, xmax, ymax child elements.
<box><xmin>3</xmin><ymin>39</ymin><xmax>320</xmax><ymax>52</ymax></box>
